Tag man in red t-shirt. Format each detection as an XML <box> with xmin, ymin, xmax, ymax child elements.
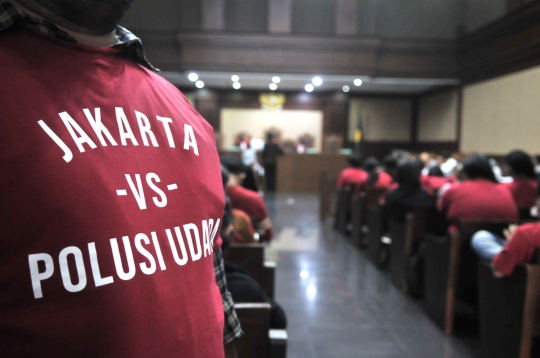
<box><xmin>438</xmin><ymin>154</ymin><xmax>518</xmax><ymax>232</ymax></box>
<box><xmin>337</xmin><ymin>156</ymin><xmax>368</xmax><ymax>189</ymax></box>
<box><xmin>222</xmin><ymin>156</ymin><xmax>274</xmax><ymax>242</ymax></box>
<box><xmin>0</xmin><ymin>1</ymin><xmax>229</xmax><ymax>357</ymax></box>
<box><xmin>472</xmin><ymin>223</ymin><xmax>540</xmax><ymax>276</ymax></box>
<box><xmin>502</xmin><ymin>150</ymin><xmax>538</xmax><ymax>209</ymax></box>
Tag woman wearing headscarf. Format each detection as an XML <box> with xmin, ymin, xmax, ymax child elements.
<box><xmin>386</xmin><ymin>161</ymin><xmax>433</xmax><ymax>222</ymax></box>
<box><xmin>358</xmin><ymin>156</ymin><xmax>394</xmax><ymax>192</ymax></box>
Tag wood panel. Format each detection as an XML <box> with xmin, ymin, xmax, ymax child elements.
<box><xmin>361</xmin><ymin>141</ymin><xmax>459</xmax><ymax>160</ymax></box>
<box><xmin>459</xmin><ymin>1</ymin><xmax>540</xmax><ymax>84</ymax></box>
<box><xmin>276</xmin><ymin>153</ymin><xmax>348</xmax><ymax>191</ymax></box>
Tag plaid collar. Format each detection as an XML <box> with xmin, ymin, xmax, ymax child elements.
<box><xmin>0</xmin><ymin>0</ymin><xmax>158</xmax><ymax>71</ymax></box>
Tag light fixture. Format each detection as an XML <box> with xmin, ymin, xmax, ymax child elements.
<box><xmin>342</xmin><ymin>85</ymin><xmax>350</xmax><ymax>93</ymax></box>
<box><xmin>354</xmin><ymin>78</ymin><xmax>363</xmax><ymax>86</ymax></box>
<box><xmin>195</xmin><ymin>80</ymin><xmax>204</xmax><ymax>89</ymax></box>
<box><xmin>272</xmin><ymin>76</ymin><xmax>281</xmax><ymax>84</ymax></box>
<box><xmin>233</xmin><ymin>82</ymin><xmax>241</xmax><ymax>89</ymax></box>
<box><xmin>231</xmin><ymin>75</ymin><xmax>240</xmax><ymax>82</ymax></box>
<box><xmin>312</xmin><ymin>76</ymin><xmax>323</xmax><ymax>86</ymax></box>
<box><xmin>188</xmin><ymin>73</ymin><xmax>198</xmax><ymax>82</ymax></box>
<box><xmin>269</xmin><ymin>83</ymin><xmax>278</xmax><ymax>91</ymax></box>
<box><xmin>305</xmin><ymin>84</ymin><xmax>314</xmax><ymax>92</ymax></box>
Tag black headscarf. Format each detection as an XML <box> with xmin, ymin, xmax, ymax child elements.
<box><xmin>396</xmin><ymin>161</ymin><xmax>423</xmax><ymax>195</ymax></box>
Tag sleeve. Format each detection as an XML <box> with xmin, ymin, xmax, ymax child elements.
<box><xmin>214</xmin><ymin>249</ymin><xmax>243</xmax><ymax>344</ymax></box>
<box><xmin>493</xmin><ymin>227</ymin><xmax>534</xmax><ymax>276</ymax></box>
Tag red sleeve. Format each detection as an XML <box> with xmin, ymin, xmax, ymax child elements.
<box><xmin>493</xmin><ymin>226</ymin><xmax>536</xmax><ymax>276</ymax></box>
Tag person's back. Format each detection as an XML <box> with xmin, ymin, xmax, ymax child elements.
<box><xmin>0</xmin><ymin>4</ymin><xmax>225</xmax><ymax>357</ymax></box>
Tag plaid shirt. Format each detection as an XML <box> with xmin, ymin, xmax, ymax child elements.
<box><xmin>0</xmin><ymin>0</ymin><xmax>243</xmax><ymax>344</ymax></box>
<box><xmin>0</xmin><ymin>0</ymin><xmax>157</xmax><ymax>71</ymax></box>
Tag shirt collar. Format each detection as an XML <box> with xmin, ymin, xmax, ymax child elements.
<box><xmin>0</xmin><ymin>0</ymin><xmax>158</xmax><ymax>71</ymax></box>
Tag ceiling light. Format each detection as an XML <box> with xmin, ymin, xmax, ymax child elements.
<box><xmin>272</xmin><ymin>76</ymin><xmax>281</xmax><ymax>84</ymax></box>
<box><xmin>342</xmin><ymin>85</ymin><xmax>350</xmax><ymax>93</ymax></box>
<box><xmin>188</xmin><ymin>73</ymin><xmax>198</xmax><ymax>82</ymax></box>
<box><xmin>354</xmin><ymin>78</ymin><xmax>363</xmax><ymax>86</ymax></box>
<box><xmin>312</xmin><ymin>76</ymin><xmax>323</xmax><ymax>86</ymax></box>
<box><xmin>195</xmin><ymin>80</ymin><xmax>204</xmax><ymax>89</ymax></box>
<box><xmin>231</xmin><ymin>75</ymin><xmax>239</xmax><ymax>82</ymax></box>
<box><xmin>233</xmin><ymin>82</ymin><xmax>241</xmax><ymax>89</ymax></box>
<box><xmin>305</xmin><ymin>84</ymin><xmax>314</xmax><ymax>92</ymax></box>
<box><xmin>269</xmin><ymin>83</ymin><xmax>278</xmax><ymax>90</ymax></box>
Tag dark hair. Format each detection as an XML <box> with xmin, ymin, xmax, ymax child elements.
<box><xmin>462</xmin><ymin>154</ymin><xmax>497</xmax><ymax>183</ymax></box>
<box><xmin>428</xmin><ymin>166</ymin><xmax>444</xmax><ymax>177</ymax></box>
<box><xmin>439</xmin><ymin>150</ymin><xmax>451</xmax><ymax>160</ymax></box>
<box><xmin>396</xmin><ymin>161</ymin><xmax>422</xmax><ymax>193</ymax></box>
<box><xmin>383</xmin><ymin>155</ymin><xmax>398</xmax><ymax>181</ymax></box>
<box><xmin>221</xmin><ymin>165</ymin><xmax>230</xmax><ymax>187</ymax></box>
<box><xmin>505</xmin><ymin>150</ymin><xmax>536</xmax><ymax>179</ymax></box>
<box><xmin>363</xmin><ymin>156</ymin><xmax>380</xmax><ymax>186</ymax></box>
<box><xmin>347</xmin><ymin>156</ymin><xmax>362</xmax><ymax>168</ymax></box>
<box><xmin>221</xmin><ymin>155</ymin><xmax>247</xmax><ymax>175</ymax></box>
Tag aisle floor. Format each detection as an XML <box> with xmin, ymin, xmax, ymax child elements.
<box><xmin>267</xmin><ymin>192</ymin><xmax>480</xmax><ymax>358</ymax></box>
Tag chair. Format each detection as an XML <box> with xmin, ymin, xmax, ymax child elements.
<box><xmin>234</xmin><ymin>303</ymin><xmax>288</xmax><ymax>358</ymax></box>
<box><xmin>477</xmin><ymin>255</ymin><xmax>540</xmax><ymax>358</ymax></box>
<box><xmin>224</xmin><ymin>243</ymin><xmax>276</xmax><ymax>299</ymax></box>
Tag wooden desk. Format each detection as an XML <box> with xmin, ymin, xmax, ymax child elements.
<box><xmin>276</xmin><ymin>153</ymin><xmax>348</xmax><ymax>192</ymax></box>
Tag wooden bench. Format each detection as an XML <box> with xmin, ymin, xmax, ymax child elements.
<box><xmin>319</xmin><ymin>171</ymin><xmax>337</xmax><ymax>222</ymax></box>
<box><xmin>234</xmin><ymin>303</ymin><xmax>288</xmax><ymax>358</ymax></box>
<box><xmin>350</xmin><ymin>192</ymin><xmax>366</xmax><ymax>247</ymax></box>
<box><xmin>477</xmin><ymin>254</ymin><xmax>540</xmax><ymax>358</ymax></box>
<box><xmin>366</xmin><ymin>202</ymin><xmax>388</xmax><ymax>268</ymax></box>
<box><xmin>388</xmin><ymin>205</ymin><xmax>447</xmax><ymax>294</ymax></box>
<box><xmin>334</xmin><ymin>185</ymin><xmax>355</xmax><ymax>235</ymax></box>
<box><xmin>424</xmin><ymin>219</ymin><xmax>536</xmax><ymax>334</ymax></box>
<box><xmin>224</xmin><ymin>243</ymin><xmax>276</xmax><ymax>299</ymax></box>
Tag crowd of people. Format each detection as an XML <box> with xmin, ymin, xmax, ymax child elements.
<box><xmin>336</xmin><ymin>149</ymin><xmax>540</xmax><ymax>277</ymax></box>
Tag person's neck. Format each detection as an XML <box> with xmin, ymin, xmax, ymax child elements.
<box><xmin>10</xmin><ymin>0</ymin><xmax>116</xmax><ymax>47</ymax></box>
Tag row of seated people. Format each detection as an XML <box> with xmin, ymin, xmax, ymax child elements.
<box><xmin>219</xmin><ymin>156</ymin><xmax>288</xmax><ymax>357</ymax></box>
<box><xmin>333</xmin><ymin>150</ymin><xmax>540</xmax><ymax>358</ymax></box>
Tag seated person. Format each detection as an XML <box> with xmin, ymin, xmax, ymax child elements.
<box><xmin>386</xmin><ymin>161</ymin><xmax>434</xmax><ymax>222</ymax></box>
<box><xmin>383</xmin><ymin>155</ymin><xmax>398</xmax><ymax>182</ymax></box>
<box><xmin>420</xmin><ymin>166</ymin><xmax>448</xmax><ymax>196</ymax></box>
<box><xmin>503</xmin><ymin>150</ymin><xmax>538</xmax><ymax>209</ymax></box>
<box><xmin>337</xmin><ymin>156</ymin><xmax>368</xmax><ymax>189</ymax></box>
<box><xmin>471</xmin><ymin>222</ymin><xmax>540</xmax><ymax>277</ymax></box>
<box><xmin>437</xmin><ymin>150</ymin><xmax>458</xmax><ymax>178</ymax></box>
<box><xmin>438</xmin><ymin>154</ymin><xmax>518</xmax><ymax>232</ymax></box>
<box><xmin>222</xmin><ymin>156</ymin><xmax>274</xmax><ymax>242</ymax></box>
<box><xmin>359</xmin><ymin>156</ymin><xmax>394</xmax><ymax>192</ymax></box>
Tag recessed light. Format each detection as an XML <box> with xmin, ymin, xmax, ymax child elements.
<box><xmin>231</xmin><ymin>75</ymin><xmax>240</xmax><ymax>82</ymax></box>
<box><xmin>272</xmin><ymin>76</ymin><xmax>281</xmax><ymax>84</ymax></box>
<box><xmin>195</xmin><ymin>80</ymin><xmax>204</xmax><ymax>89</ymax></box>
<box><xmin>312</xmin><ymin>76</ymin><xmax>323</xmax><ymax>86</ymax></box>
<box><xmin>233</xmin><ymin>82</ymin><xmax>241</xmax><ymax>89</ymax></box>
<box><xmin>305</xmin><ymin>84</ymin><xmax>314</xmax><ymax>92</ymax></box>
<box><xmin>188</xmin><ymin>73</ymin><xmax>198</xmax><ymax>82</ymax></box>
<box><xmin>342</xmin><ymin>85</ymin><xmax>350</xmax><ymax>92</ymax></box>
<box><xmin>354</xmin><ymin>78</ymin><xmax>363</xmax><ymax>86</ymax></box>
<box><xmin>269</xmin><ymin>83</ymin><xmax>278</xmax><ymax>90</ymax></box>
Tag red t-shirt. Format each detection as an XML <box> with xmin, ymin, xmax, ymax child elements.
<box><xmin>0</xmin><ymin>28</ymin><xmax>224</xmax><ymax>357</ymax></box>
<box><xmin>227</xmin><ymin>185</ymin><xmax>273</xmax><ymax>241</ymax></box>
<box><xmin>337</xmin><ymin>168</ymin><xmax>368</xmax><ymax>189</ymax></box>
<box><xmin>358</xmin><ymin>171</ymin><xmax>394</xmax><ymax>192</ymax></box>
<box><xmin>494</xmin><ymin>223</ymin><xmax>540</xmax><ymax>276</ymax></box>
<box><xmin>504</xmin><ymin>179</ymin><xmax>538</xmax><ymax>208</ymax></box>
<box><xmin>438</xmin><ymin>180</ymin><xmax>518</xmax><ymax>230</ymax></box>
<box><xmin>420</xmin><ymin>175</ymin><xmax>448</xmax><ymax>195</ymax></box>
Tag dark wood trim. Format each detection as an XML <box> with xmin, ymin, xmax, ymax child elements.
<box><xmin>458</xmin><ymin>1</ymin><xmax>540</xmax><ymax>84</ymax></box>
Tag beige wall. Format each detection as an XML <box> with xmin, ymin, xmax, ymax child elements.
<box><xmin>220</xmin><ymin>109</ymin><xmax>323</xmax><ymax>151</ymax></box>
<box><xmin>349</xmin><ymin>98</ymin><xmax>412</xmax><ymax>141</ymax></box>
<box><xmin>418</xmin><ymin>90</ymin><xmax>458</xmax><ymax>142</ymax></box>
<box><xmin>461</xmin><ymin>65</ymin><xmax>540</xmax><ymax>154</ymax></box>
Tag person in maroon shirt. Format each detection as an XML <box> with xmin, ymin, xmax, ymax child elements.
<box><xmin>503</xmin><ymin>150</ymin><xmax>538</xmax><ymax>209</ymax></box>
<box><xmin>222</xmin><ymin>156</ymin><xmax>274</xmax><ymax>242</ymax></box>
<box><xmin>336</xmin><ymin>156</ymin><xmax>368</xmax><ymax>189</ymax></box>
<box><xmin>472</xmin><ymin>223</ymin><xmax>540</xmax><ymax>276</ymax></box>
<box><xmin>438</xmin><ymin>154</ymin><xmax>518</xmax><ymax>232</ymax></box>
<box><xmin>358</xmin><ymin>156</ymin><xmax>394</xmax><ymax>192</ymax></box>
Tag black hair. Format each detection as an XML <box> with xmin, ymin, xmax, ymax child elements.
<box><xmin>363</xmin><ymin>156</ymin><xmax>380</xmax><ymax>186</ymax></box>
<box><xmin>428</xmin><ymin>166</ymin><xmax>444</xmax><ymax>177</ymax></box>
<box><xmin>439</xmin><ymin>150</ymin><xmax>451</xmax><ymax>160</ymax></box>
<box><xmin>505</xmin><ymin>150</ymin><xmax>536</xmax><ymax>179</ymax></box>
<box><xmin>462</xmin><ymin>154</ymin><xmax>497</xmax><ymax>183</ymax></box>
<box><xmin>383</xmin><ymin>155</ymin><xmax>398</xmax><ymax>181</ymax></box>
<box><xmin>347</xmin><ymin>156</ymin><xmax>362</xmax><ymax>168</ymax></box>
<box><xmin>396</xmin><ymin>161</ymin><xmax>422</xmax><ymax>193</ymax></box>
<box><xmin>221</xmin><ymin>155</ymin><xmax>248</xmax><ymax>175</ymax></box>
<box><xmin>221</xmin><ymin>165</ymin><xmax>230</xmax><ymax>187</ymax></box>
